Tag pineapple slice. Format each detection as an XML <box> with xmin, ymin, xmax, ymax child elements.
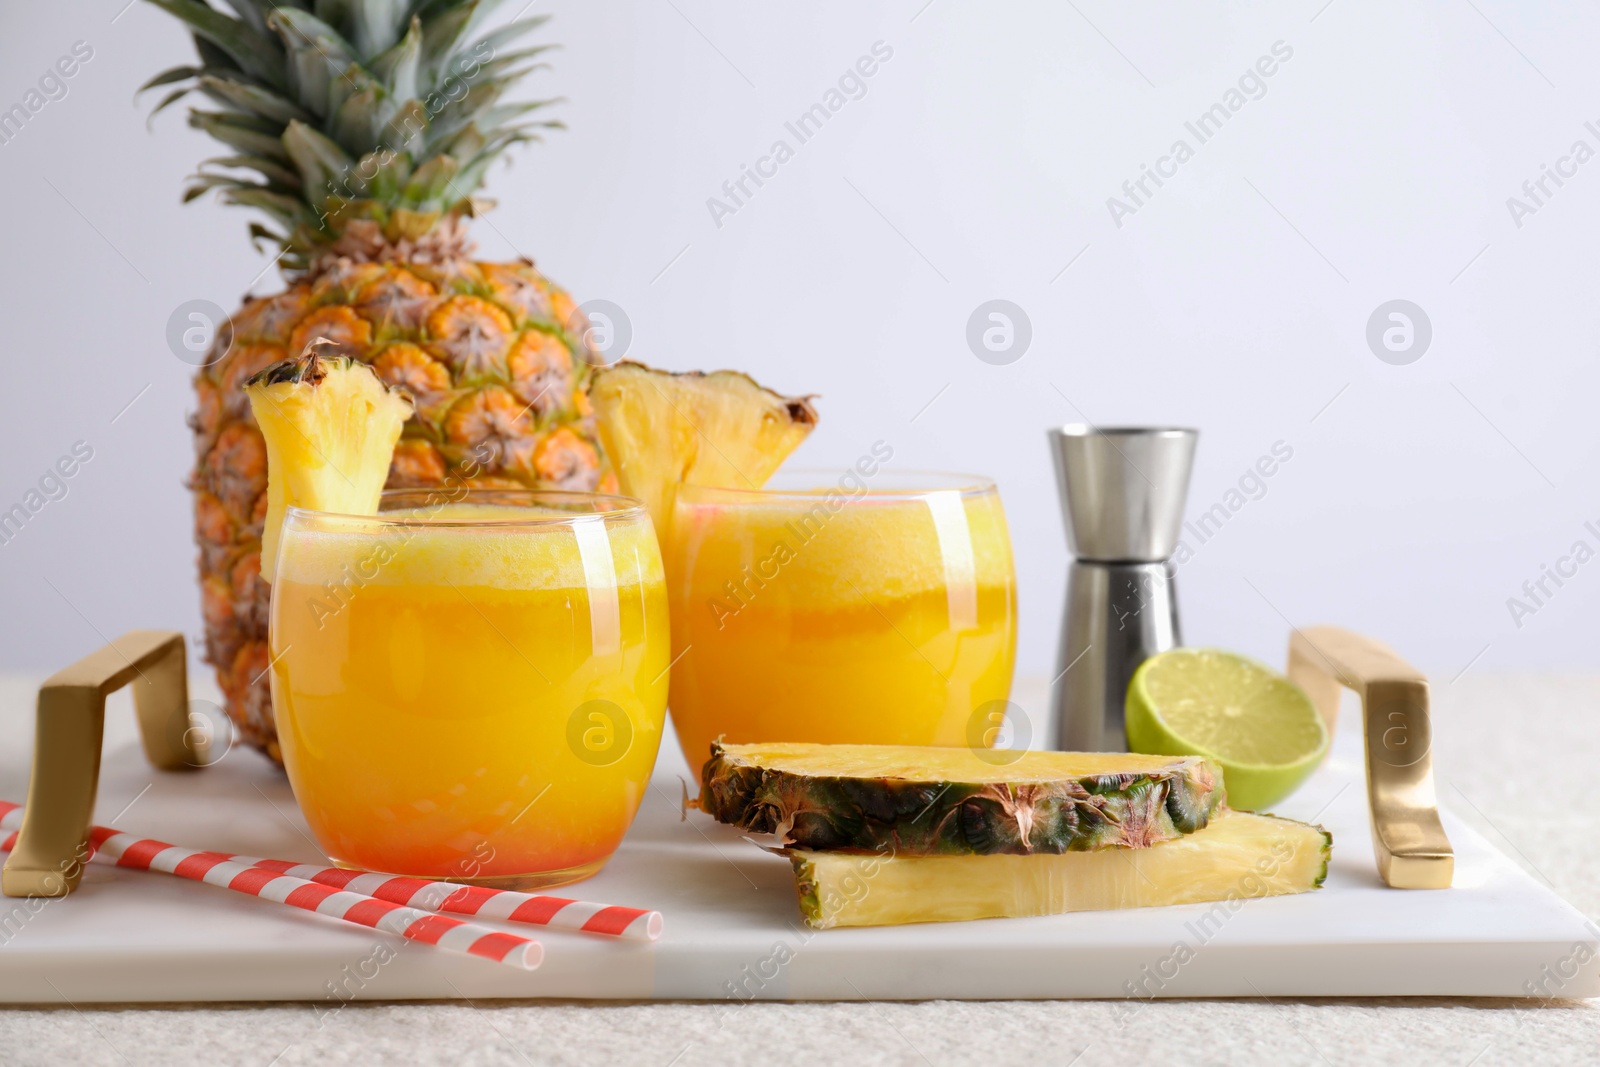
<box><xmin>589</xmin><ymin>361</ymin><xmax>817</xmax><ymax>536</ymax></box>
<box><xmin>790</xmin><ymin>808</ymin><xmax>1330</xmax><ymax>929</ymax></box>
<box><xmin>699</xmin><ymin>741</ymin><xmax>1224</xmax><ymax>856</ymax></box>
<box><xmin>245</xmin><ymin>348</ymin><xmax>413</xmax><ymax>582</ymax></box>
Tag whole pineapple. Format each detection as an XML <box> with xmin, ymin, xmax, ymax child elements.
<box><xmin>145</xmin><ymin>0</ymin><xmax>609</xmax><ymax>762</ymax></box>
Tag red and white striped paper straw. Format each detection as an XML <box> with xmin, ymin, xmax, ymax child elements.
<box><xmin>230</xmin><ymin>856</ymin><xmax>662</xmax><ymax>940</ymax></box>
<box><xmin>0</xmin><ymin>801</ymin><xmax>540</xmax><ymax>970</ymax></box>
<box><xmin>0</xmin><ymin>799</ymin><xmax>662</xmax><ymax>940</ymax></box>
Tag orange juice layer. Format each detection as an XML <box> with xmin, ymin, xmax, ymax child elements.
<box><xmin>270</xmin><ymin>507</ymin><xmax>668</xmax><ymax>881</ymax></box>
<box><xmin>667</xmin><ymin>489</ymin><xmax>1016</xmax><ymax>770</ymax></box>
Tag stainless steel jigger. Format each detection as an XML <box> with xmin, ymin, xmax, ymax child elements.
<box><xmin>1049</xmin><ymin>426</ymin><xmax>1198</xmax><ymax>752</ymax></box>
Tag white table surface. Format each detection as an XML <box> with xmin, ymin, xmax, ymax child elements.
<box><xmin>1</xmin><ymin>672</ymin><xmax>1596</xmax><ymax>1065</ymax></box>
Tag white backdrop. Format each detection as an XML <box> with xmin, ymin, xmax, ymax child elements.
<box><xmin>1</xmin><ymin>1</ymin><xmax>1596</xmax><ymax>688</ymax></box>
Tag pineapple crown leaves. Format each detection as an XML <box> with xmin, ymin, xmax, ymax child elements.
<box><xmin>141</xmin><ymin>0</ymin><xmax>565</xmax><ymax>272</ymax></box>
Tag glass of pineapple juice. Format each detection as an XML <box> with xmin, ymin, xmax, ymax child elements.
<box><xmin>269</xmin><ymin>489</ymin><xmax>669</xmax><ymax>889</ymax></box>
<box><xmin>666</xmin><ymin>470</ymin><xmax>1017</xmax><ymax>769</ymax></box>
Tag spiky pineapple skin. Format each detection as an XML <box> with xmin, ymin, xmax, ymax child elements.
<box><xmin>699</xmin><ymin>743</ymin><xmax>1225</xmax><ymax>856</ymax></box>
<box><xmin>192</xmin><ymin>256</ymin><xmax>610</xmax><ymax>763</ymax></box>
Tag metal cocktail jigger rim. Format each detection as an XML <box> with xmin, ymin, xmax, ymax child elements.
<box><xmin>1048</xmin><ymin>424</ymin><xmax>1199</xmax><ymax>563</ymax></box>
<box><xmin>1051</xmin><ymin>424</ymin><xmax>1200</xmax><ymax>438</ymax></box>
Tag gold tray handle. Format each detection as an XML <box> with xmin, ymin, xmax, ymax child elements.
<box><xmin>2</xmin><ymin>631</ymin><xmax>202</xmax><ymax>898</ymax></box>
<box><xmin>1287</xmin><ymin>626</ymin><xmax>1453</xmax><ymax>890</ymax></box>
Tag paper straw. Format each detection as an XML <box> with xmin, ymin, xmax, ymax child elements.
<box><xmin>0</xmin><ymin>800</ymin><xmax>662</xmax><ymax>940</ymax></box>
<box><xmin>232</xmin><ymin>857</ymin><xmax>662</xmax><ymax>941</ymax></box>
<box><xmin>0</xmin><ymin>801</ymin><xmax>540</xmax><ymax>970</ymax></box>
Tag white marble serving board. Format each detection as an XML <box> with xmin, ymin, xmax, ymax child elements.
<box><xmin>0</xmin><ymin>676</ymin><xmax>1594</xmax><ymax>1004</ymax></box>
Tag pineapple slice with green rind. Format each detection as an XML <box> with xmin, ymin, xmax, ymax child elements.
<box><xmin>790</xmin><ymin>808</ymin><xmax>1331</xmax><ymax>929</ymax></box>
<box><xmin>245</xmin><ymin>348</ymin><xmax>413</xmax><ymax>582</ymax></box>
<box><xmin>589</xmin><ymin>361</ymin><xmax>818</xmax><ymax>538</ymax></box>
<box><xmin>699</xmin><ymin>741</ymin><xmax>1225</xmax><ymax>856</ymax></box>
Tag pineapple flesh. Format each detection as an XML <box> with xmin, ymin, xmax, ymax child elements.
<box><xmin>142</xmin><ymin>0</ymin><xmax>608</xmax><ymax>759</ymax></box>
<box><xmin>244</xmin><ymin>350</ymin><xmax>412</xmax><ymax>583</ymax></box>
<box><xmin>790</xmin><ymin>809</ymin><xmax>1331</xmax><ymax>929</ymax></box>
<box><xmin>589</xmin><ymin>362</ymin><xmax>818</xmax><ymax>537</ymax></box>
<box><xmin>699</xmin><ymin>742</ymin><xmax>1224</xmax><ymax>855</ymax></box>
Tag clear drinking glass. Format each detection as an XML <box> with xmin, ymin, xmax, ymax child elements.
<box><xmin>665</xmin><ymin>469</ymin><xmax>1017</xmax><ymax>769</ymax></box>
<box><xmin>268</xmin><ymin>489</ymin><xmax>669</xmax><ymax>889</ymax></box>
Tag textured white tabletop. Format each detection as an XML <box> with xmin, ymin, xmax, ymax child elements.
<box><xmin>1</xmin><ymin>673</ymin><xmax>1596</xmax><ymax>1065</ymax></box>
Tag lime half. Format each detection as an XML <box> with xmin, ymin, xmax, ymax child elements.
<box><xmin>1126</xmin><ymin>648</ymin><xmax>1329</xmax><ymax>812</ymax></box>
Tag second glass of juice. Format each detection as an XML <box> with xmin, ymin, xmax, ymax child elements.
<box><xmin>666</xmin><ymin>469</ymin><xmax>1017</xmax><ymax>769</ymax></box>
<box><xmin>269</xmin><ymin>489</ymin><xmax>669</xmax><ymax>889</ymax></box>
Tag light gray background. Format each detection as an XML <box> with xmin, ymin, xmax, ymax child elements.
<box><xmin>1</xmin><ymin>0</ymin><xmax>1596</xmax><ymax>689</ymax></box>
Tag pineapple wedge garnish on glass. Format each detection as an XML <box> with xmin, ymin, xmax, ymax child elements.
<box><xmin>142</xmin><ymin>0</ymin><xmax>607</xmax><ymax>761</ymax></box>
<box><xmin>244</xmin><ymin>347</ymin><xmax>412</xmax><ymax>583</ymax></box>
<box><xmin>589</xmin><ymin>361</ymin><xmax>818</xmax><ymax>538</ymax></box>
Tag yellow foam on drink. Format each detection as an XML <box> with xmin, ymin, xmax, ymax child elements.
<box><xmin>671</xmin><ymin>491</ymin><xmax>1010</xmax><ymax>604</ymax></box>
<box><xmin>275</xmin><ymin>503</ymin><xmax>663</xmax><ymax>592</ymax></box>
